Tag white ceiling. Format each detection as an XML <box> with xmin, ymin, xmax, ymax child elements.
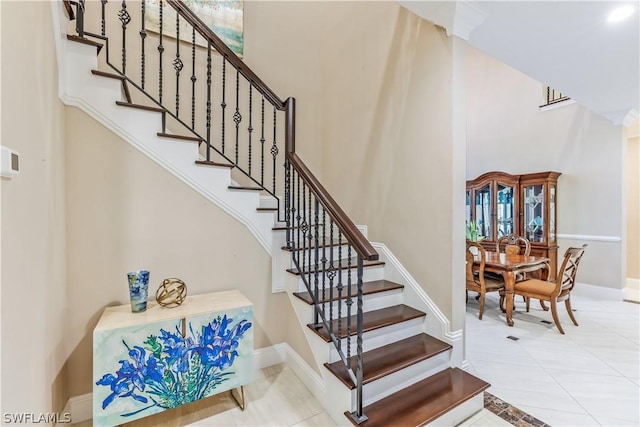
<box><xmin>398</xmin><ymin>1</ymin><xmax>639</xmax><ymax>125</ymax></box>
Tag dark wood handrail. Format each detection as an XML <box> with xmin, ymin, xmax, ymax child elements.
<box><xmin>287</xmin><ymin>152</ymin><xmax>378</xmax><ymax>261</ymax></box>
<box><xmin>166</xmin><ymin>0</ymin><xmax>285</xmax><ymax>110</ymax></box>
<box><xmin>62</xmin><ymin>0</ymin><xmax>75</xmax><ymax>20</ymax></box>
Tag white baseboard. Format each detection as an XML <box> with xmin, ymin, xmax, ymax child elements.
<box><xmin>64</xmin><ymin>392</ymin><xmax>92</xmax><ymax>425</ymax></box>
<box><xmin>65</xmin><ymin>343</ymin><xmax>318</xmax><ymax>424</ymax></box>
<box><xmin>280</xmin><ymin>343</ymin><xmax>327</xmax><ymax>406</ymax></box>
<box><xmin>572</xmin><ymin>281</ymin><xmax>624</xmax><ymax>300</ymax></box>
<box><xmin>623</xmin><ymin>278</ymin><xmax>640</xmax><ymax>303</ymax></box>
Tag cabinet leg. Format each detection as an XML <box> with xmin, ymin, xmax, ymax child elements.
<box><xmin>230</xmin><ymin>385</ymin><xmax>246</xmax><ymax>411</ymax></box>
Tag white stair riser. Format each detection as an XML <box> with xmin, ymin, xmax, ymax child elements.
<box><xmin>328</xmin><ymin>317</ymin><xmax>425</xmax><ymax>363</ymax></box>
<box><xmin>294</xmin><ymin>265</ymin><xmax>385</xmax><ymax>293</ymax></box>
<box><xmin>293</xmin><ymin>289</ymin><xmax>404</xmax><ymax>325</ymax></box>
<box><xmin>286</xmin><ymin>244</ymin><xmax>352</xmax><ymax>266</ymax></box>
<box><xmin>324</xmin><ymin>374</ymin><xmax>356</xmax><ymax>427</ymax></box>
<box><xmin>428</xmin><ymin>393</ymin><xmax>484</xmax><ymax>426</ymax></box>
<box><xmin>361</xmin><ymin>350</ymin><xmax>450</xmax><ymax>406</ymax></box>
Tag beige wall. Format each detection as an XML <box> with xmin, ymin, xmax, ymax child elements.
<box><xmin>466</xmin><ymin>46</ymin><xmax>625</xmax><ymax>290</ymax></box>
<box><xmin>309</xmin><ymin>2</ymin><xmax>460</xmax><ymax>322</ymax></box>
<box><xmin>1</xmin><ymin>0</ymin><xmax>69</xmax><ymax>415</ymax></box>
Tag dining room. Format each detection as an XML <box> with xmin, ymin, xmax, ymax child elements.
<box><xmin>463</xmin><ymin>39</ymin><xmax>639</xmax><ymax>426</ymax></box>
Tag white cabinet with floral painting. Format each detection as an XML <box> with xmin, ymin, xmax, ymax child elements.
<box><xmin>93</xmin><ymin>290</ymin><xmax>253</xmax><ymax>426</ymax></box>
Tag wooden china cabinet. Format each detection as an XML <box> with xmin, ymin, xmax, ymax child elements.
<box><xmin>466</xmin><ymin>171</ymin><xmax>561</xmax><ymax>280</ymax></box>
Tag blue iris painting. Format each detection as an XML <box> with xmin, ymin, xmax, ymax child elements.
<box><xmin>95</xmin><ymin>314</ymin><xmax>252</xmax><ymax>419</ymax></box>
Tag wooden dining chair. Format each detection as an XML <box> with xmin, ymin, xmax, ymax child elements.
<box><xmin>508</xmin><ymin>244</ymin><xmax>587</xmax><ymax>334</ymax></box>
<box><xmin>493</xmin><ymin>234</ymin><xmax>532</xmax><ymax>303</ymax></box>
<box><xmin>496</xmin><ymin>234</ymin><xmax>531</xmax><ymax>256</ymax></box>
<box><xmin>466</xmin><ymin>241</ymin><xmax>505</xmax><ymax>320</ymax></box>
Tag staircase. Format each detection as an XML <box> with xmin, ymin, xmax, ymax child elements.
<box><xmin>57</xmin><ymin>1</ymin><xmax>489</xmax><ymax>425</ymax></box>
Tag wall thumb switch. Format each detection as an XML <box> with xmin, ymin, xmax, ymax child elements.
<box><xmin>1</xmin><ymin>146</ymin><xmax>20</xmax><ymax>179</ymax></box>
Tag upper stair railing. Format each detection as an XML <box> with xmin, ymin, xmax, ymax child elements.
<box><xmin>64</xmin><ymin>0</ymin><xmax>377</xmax><ymax>422</ymax></box>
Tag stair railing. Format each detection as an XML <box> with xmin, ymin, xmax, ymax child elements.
<box><xmin>65</xmin><ymin>0</ymin><xmax>377</xmax><ymax>422</ymax></box>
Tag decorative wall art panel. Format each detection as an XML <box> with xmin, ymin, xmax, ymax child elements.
<box><xmin>145</xmin><ymin>0</ymin><xmax>244</xmax><ymax>57</ymax></box>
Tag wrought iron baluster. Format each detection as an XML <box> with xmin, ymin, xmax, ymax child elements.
<box><xmin>287</xmin><ymin>165</ymin><xmax>298</xmax><ymax>263</ymax></box>
<box><xmin>307</xmin><ymin>188</ymin><xmax>313</xmax><ymax>309</ymax></box>
<box><xmin>346</xmin><ymin>246</ymin><xmax>353</xmax><ymax>361</ymax></box>
<box><xmin>191</xmin><ymin>28</ymin><xmax>196</xmax><ymax>130</ymax></box>
<box><xmin>313</xmin><ymin>198</ymin><xmax>320</xmax><ymax>327</ymax></box>
<box><xmin>337</xmin><ymin>231</ymin><xmax>343</xmax><ymax>351</ymax></box>
<box><xmin>234</xmin><ymin>70</ymin><xmax>241</xmax><ymax>164</ymax></box>
<box><xmin>272</xmin><ymin>108</ymin><xmax>278</xmax><ymax>196</ymax></box>
<box><xmin>352</xmin><ymin>256</ymin><xmax>366</xmax><ymax>423</ymax></box>
<box><xmin>205</xmin><ymin>41</ymin><xmax>212</xmax><ymax>162</ymax></box>
<box><xmin>321</xmin><ymin>209</ymin><xmax>327</xmax><ymax>319</ymax></box>
<box><xmin>248</xmin><ymin>85</ymin><xmax>253</xmax><ymax>175</ymax></box>
<box><xmin>118</xmin><ymin>0</ymin><xmax>131</xmax><ymax>73</ymax></box>
<box><xmin>296</xmin><ymin>173</ymin><xmax>301</xmax><ymax>267</ymax></box>
<box><xmin>158</xmin><ymin>0</ymin><xmax>164</xmax><ymax>104</ymax></box>
<box><xmin>260</xmin><ymin>97</ymin><xmax>265</xmax><ymax>185</ymax></box>
<box><xmin>173</xmin><ymin>12</ymin><xmax>183</xmax><ymax>117</ymax></box>
<box><xmin>75</xmin><ymin>0</ymin><xmax>85</xmax><ymax>38</ymax></box>
<box><xmin>100</xmin><ymin>0</ymin><xmax>107</xmax><ymax>37</ymax></box>
<box><xmin>328</xmin><ymin>218</ymin><xmax>335</xmax><ymax>336</ymax></box>
<box><xmin>221</xmin><ymin>58</ymin><xmax>227</xmax><ymax>154</ymax></box>
<box><xmin>140</xmin><ymin>0</ymin><xmax>146</xmax><ymax>90</ymax></box>
<box><xmin>284</xmin><ymin>157</ymin><xmax>290</xmax><ymax>248</ymax></box>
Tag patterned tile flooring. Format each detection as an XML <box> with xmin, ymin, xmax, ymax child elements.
<box><xmin>483</xmin><ymin>392</ymin><xmax>549</xmax><ymax>427</ymax></box>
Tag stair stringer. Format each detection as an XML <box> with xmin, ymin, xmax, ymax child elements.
<box><xmin>57</xmin><ymin>37</ymin><xmax>277</xmax><ymax>255</ymax></box>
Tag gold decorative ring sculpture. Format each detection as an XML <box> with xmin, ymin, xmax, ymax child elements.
<box><xmin>155</xmin><ymin>278</ymin><xmax>187</xmax><ymax>308</ymax></box>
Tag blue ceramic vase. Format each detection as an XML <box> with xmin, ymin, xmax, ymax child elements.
<box><xmin>127</xmin><ymin>270</ymin><xmax>150</xmax><ymax>313</ymax></box>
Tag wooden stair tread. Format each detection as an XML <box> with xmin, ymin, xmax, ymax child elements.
<box><xmin>91</xmin><ymin>69</ymin><xmax>125</xmax><ymax>80</ymax></box>
<box><xmin>272</xmin><ymin>223</ymin><xmax>325</xmax><ymax>231</ymax></box>
<box><xmin>67</xmin><ymin>35</ymin><xmax>103</xmax><ymax>52</ymax></box>
<box><xmin>287</xmin><ymin>258</ymin><xmax>384</xmax><ymax>276</ymax></box>
<box><xmin>158</xmin><ymin>132</ymin><xmax>202</xmax><ymax>142</ymax></box>
<box><xmin>294</xmin><ymin>279</ymin><xmax>403</xmax><ymax>305</ymax></box>
<box><xmin>282</xmin><ymin>238</ymin><xmax>349</xmax><ymax>252</ymax></box>
<box><xmin>257</xmin><ymin>207</ymin><xmax>279</xmax><ymax>211</ymax></box>
<box><xmin>115</xmin><ymin>101</ymin><xmax>164</xmax><ymax>113</ymax></box>
<box><xmin>228</xmin><ymin>185</ymin><xmax>263</xmax><ymax>191</ymax></box>
<box><xmin>195</xmin><ymin>160</ymin><xmax>234</xmax><ymax>168</ymax></box>
<box><xmin>346</xmin><ymin>368</ymin><xmax>490</xmax><ymax>427</ymax></box>
<box><xmin>308</xmin><ymin>305</ymin><xmax>425</xmax><ymax>342</ymax></box>
<box><xmin>325</xmin><ymin>334</ymin><xmax>451</xmax><ymax>389</ymax></box>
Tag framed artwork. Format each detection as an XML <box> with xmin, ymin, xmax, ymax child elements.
<box><xmin>145</xmin><ymin>0</ymin><xmax>244</xmax><ymax>57</ymax></box>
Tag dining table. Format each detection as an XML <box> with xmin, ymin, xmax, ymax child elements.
<box><xmin>477</xmin><ymin>251</ymin><xmax>551</xmax><ymax>326</ymax></box>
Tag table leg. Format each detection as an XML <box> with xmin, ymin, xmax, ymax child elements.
<box><xmin>503</xmin><ymin>271</ymin><xmax>516</xmax><ymax>326</ymax></box>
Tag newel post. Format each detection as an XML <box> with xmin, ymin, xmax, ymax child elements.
<box><xmin>285</xmin><ymin>97</ymin><xmax>296</xmax><ymax>154</ymax></box>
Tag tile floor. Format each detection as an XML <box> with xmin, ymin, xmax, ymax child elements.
<box><xmin>76</xmin><ymin>363</ymin><xmax>506</xmax><ymax>426</ymax></box>
<box><xmin>465</xmin><ymin>289</ymin><xmax>640</xmax><ymax>426</ymax></box>
<box><xmin>75</xmin><ymin>289</ymin><xmax>638</xmax><ymax>427</ymax></box>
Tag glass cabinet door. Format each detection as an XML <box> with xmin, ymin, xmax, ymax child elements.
<box><xmin>496</xmin><ymin>183</ymin><xmax>515</xmax><ymax>238</ymax></box>
<box><xmin>465</xmin><ymin>190</ymin><xmax>472</xmax><ymax>225</ymax></box>
<box><xmin>475</xmin><ymin>184</ymin><xmax>492</xmax><ymax>239</ymax></box>
<box><xmin>523</xmin><ymin>184</ymin><xmax>545</xmax><ymax>242</ymax></box>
